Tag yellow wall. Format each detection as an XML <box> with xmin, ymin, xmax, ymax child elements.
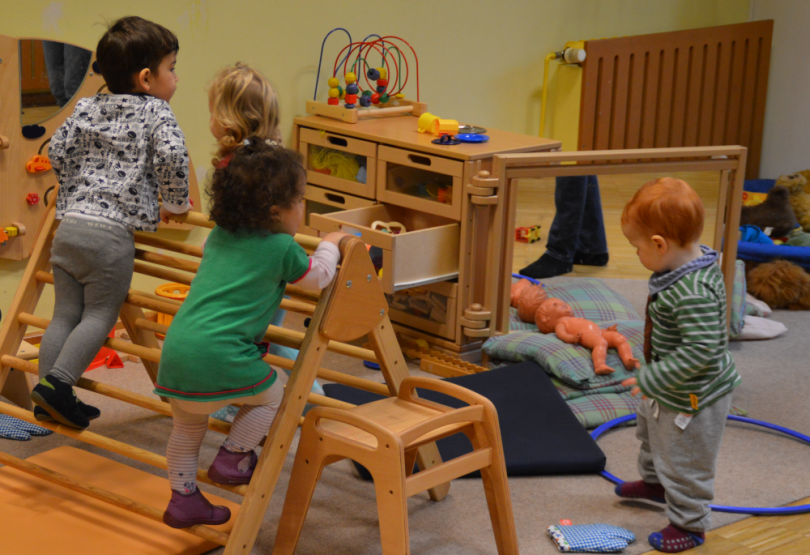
<box><xmin>0</xmin><ymin>0</ymin><xmax>748</xmax><ymax>319</ymax></box>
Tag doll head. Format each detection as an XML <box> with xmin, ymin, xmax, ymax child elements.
<box><xmin>535</xmin><ymin>298</ymin><xmax>574</xmax><ymax>334</ymax></box>
<box><xmin>208</xmin><ymin>62</ymin><xmax>281</xmax><ymax>165</ymax></box>
<box><xmin>517</xmin><ymin>285</ymin><xmax>548</xmax><ymax>323</ymax></box>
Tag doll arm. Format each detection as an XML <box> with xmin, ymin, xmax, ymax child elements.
<box><xmin>554</xmin><ymin>322</ymin><xmax>581</xmax><ymax>343</ymax></box>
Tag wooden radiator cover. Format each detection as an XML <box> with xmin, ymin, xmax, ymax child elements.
<box><xmin>578</xmin><ymin>20</ymin><xmax>772</xmax><ymax>179</ymax></box>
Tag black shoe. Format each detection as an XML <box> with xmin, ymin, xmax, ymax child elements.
<box><xmin>573</xmin><ymin>251</ymin><xmax>609</xmax><ymax>266</ymax></box>
<box><xmin>34</xmin><ymin>401</ymin><xmax>100</xmax><ymax>423</ymax></box>
<box><xmin>31</xmin><ymin>376</ymin><xmax>89</xmax><ymax>429</ymax></box>
<box><xmin>519</xmin><ymin>253</ymin><xmax>572</xmax><ymax>279</ymax></box>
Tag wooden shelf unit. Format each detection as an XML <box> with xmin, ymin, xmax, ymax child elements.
<box><xmin>294</xmin><ymin>115</ymin><xmax>560</xmax><ymax>359</ymax></box>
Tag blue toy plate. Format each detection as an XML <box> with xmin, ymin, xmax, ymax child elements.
<box><xmin>456</xmin><ymin>133</ymin><xmax>489</xmax><ymax>143</ymax></box>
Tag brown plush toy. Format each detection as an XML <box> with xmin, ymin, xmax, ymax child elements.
<box><xmin>747</xmin><ymin>259</ymin><xmax>810</xmax><ymax>310</ymax></box>
<box><xmin>535</xmin><ymin>297</ymin><xmax>640</xmax><ymax>375</ymax></box>
<box><xmin>776</xmin><ymin>173</ymin><xmax>810</xmax><ymax>232</ymax></box>
<box><xmin>740</xmin><ymin>184</ymin><xmax>800</xmax><ymax>238</ymax></box>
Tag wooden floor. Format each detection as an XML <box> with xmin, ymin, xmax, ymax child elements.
<box><xmin>512</xmin><ymin>171</ymin><xmax>723</xmax><ymax>281</ymax></box>
<box><xmin>641</xmin><ymin>497</ymin><xmax>810</xmax><ymax>554</ymax></box>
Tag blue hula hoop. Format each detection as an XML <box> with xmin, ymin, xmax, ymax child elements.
<box><xmin>512</xmin><ymin>273</ymin><xmax>541</xmax><ymax>285</ymax></box>
<box><xmin>591</xmin><ymin>414</ymin><xmax>810</xmax><ymax>516</ymax></box>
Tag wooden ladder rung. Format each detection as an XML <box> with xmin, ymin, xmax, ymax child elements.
<box><xmin>1</xmin><ymin>355</ymin><xmax>231</xmax><ymax>436</ymax></box>
<box><xmin>134</xmin><ymin>232</ymin><xmax>203</xmax><ymax>258</ymax></box>
<box><xmin>0</xmin><ymin>402</ymin><xmax>248</xmax><ymax>495</ymax></box>
<box><xmin>0</xmin><ymin>450</ymin><xmax>230</xmax><ymax>546</ymax></box>
<box><xmin>135</xmin><ymin>248</ymin><xmax>200</xmax><ymax>273</ymax></box>
<box><xmin>18</xmin><ymin>312</ymin><xmax>162</xmax><ymax>364</ymax></box>
<box><xmin>134</xmin><ymin>260</ymin><xmax>194</xmax><ymax>286</ymax></box>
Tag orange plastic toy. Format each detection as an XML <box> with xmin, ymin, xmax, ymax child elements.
<box><xmin>535</xmin><ymin>298</ymin><xmax>640</xmax><ymax>375</ymax></box>
<box><xmin>26</xmin><ymin>155</ymin><xmax>52</xmax><ymax>174</ymax></box>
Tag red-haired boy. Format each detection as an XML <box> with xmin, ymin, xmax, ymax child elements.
<box><xmin>618</xmin><ymin>177</ymin><xmax>740</xmax><ymax>553</ymax></box>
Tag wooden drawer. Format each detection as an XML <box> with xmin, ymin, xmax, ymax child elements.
<box><xmin>299</xmin><ymin>128</ymin><xmax>376</xmax><ymax>199</ymax></box>
<box><xmin>299</xmin><ymin>185</ymin><xmax>375</xmax><ymax>237</ymax></box>
<box><xmin>387</xmin><ymin>281</ymin><xmax>458</xmax><ymax>341</ymax></box>
<box><xmin>376</xmin><ymin>145</ymin><xmax>463</xmax><ymax>220</ymax></box>
<box><xmin>310</xmin><ymin>204</ymin><xmax>459</xmax><ymax>294</ymax></box>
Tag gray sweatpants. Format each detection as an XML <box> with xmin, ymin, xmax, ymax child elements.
<box><xmin>38</xmin><ymin>217</ymin><xmax>134</xmax><ymax>386</ymax></box>
<box><xmin>636</xmin><ymin>393</ymin><xmax>732</xmax><ymax>532</ymax></box>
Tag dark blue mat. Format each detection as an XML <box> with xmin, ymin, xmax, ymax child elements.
<box><xmin>323</xmin><ymin>361</ymin><xmax>606</xmax><ymax>477</ymax></box>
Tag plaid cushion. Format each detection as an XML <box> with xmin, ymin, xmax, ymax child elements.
<box><xmin>566</xmin><ymin>393</ymin><xmax>642</xmax><ymax>429</ymax></box>
<box><xmin>729</xmin><ymin>260</ymin><xmax>747</xmax><ymax>338</ymax></box>
<box><xmin>547</xmin><ymin>524</ymin><xmax>635</xmax><ymax>553</ymax></box>
<box><xmin>552</xmin><ymin>377</ymin><xmax>631</xmax><ymax>401</ymax></box>
<box><xmin>485</xmin><ymin>320</ymin><xmax>645</xmax><ymax>389</ymax></box>
<box><xmin>509</xmin><ymin>278</ymin><xmax>640</xmax><ymax>332</ymax></box>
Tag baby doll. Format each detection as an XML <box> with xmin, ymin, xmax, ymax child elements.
<box><xmin>535</xmin><ymin>298</ymin><xmax>640</xmax><ymax>375</ymax></box>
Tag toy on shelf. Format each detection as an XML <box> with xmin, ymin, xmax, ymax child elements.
<box><xmin>370</xmin><ymin>220</ymin><xmax>406</xmax><ymax>234</ymax></box>
<box><xmin>535</xmin><ymin>298</ymin><xmax>640</xmax><ymax>375</ymax></box>
<box><xmin>515</xmin><ymin>225</ymin><xmax>542</xmax><ymax>243</ymax></box>
<box><xmin>308</xmin><ymin>28</ymin><xmax>427</xmax><ymax>123</ymax></box>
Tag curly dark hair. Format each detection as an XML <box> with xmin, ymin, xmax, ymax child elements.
<box><xmin>206</xmin><ymin>140</ymin><xmax>305</xmax><ymax>233</ymax></box>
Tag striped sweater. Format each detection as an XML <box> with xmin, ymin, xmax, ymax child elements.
<box><xmin>639</xmin><ymin>263</ymin><xmax>740</xmax><ymax>414</ymax></box>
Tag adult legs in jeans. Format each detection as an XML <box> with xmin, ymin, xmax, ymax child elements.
<box><xmin>42</xmin><ymin>41</ymin><xmax>92</xmax><ymax>107</ymax></box>
<box><xmin>520</xmin><ymin>175</ymin><xmax>608</xmax><ymax>279</ymax></box>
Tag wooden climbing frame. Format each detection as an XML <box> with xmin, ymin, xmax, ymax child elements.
<box><xmin>0</xmin><ymin>204</ymin><xmax>451</xmax><ymax>554</ymax></box>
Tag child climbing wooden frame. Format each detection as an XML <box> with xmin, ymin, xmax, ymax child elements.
<box><xmin>0</xmin><ymin>204</ymin><xmax>451</xmax><ymax>554</ymax></box>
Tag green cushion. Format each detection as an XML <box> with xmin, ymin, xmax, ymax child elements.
<box><xmin>484</xmin><ymin>320</ymin><xmax>645</xmax><ymax>390</ymax></box>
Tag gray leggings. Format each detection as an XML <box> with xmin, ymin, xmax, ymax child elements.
<box><xmin>38</xmin><ymin>217</ymin><xmax>134</xmax><ymax>386</ymax></box>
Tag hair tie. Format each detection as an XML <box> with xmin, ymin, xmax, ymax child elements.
<box><xmin>265</xmin><ymin>139</ymin><xmax>279</xmax><ymax>147</ymax></box>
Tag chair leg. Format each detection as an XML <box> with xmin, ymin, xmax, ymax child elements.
<box><xmin>467</xmin><ymin>424</ymin><xmax>519</xmax><ymax>555</ymax></box>
<box><xmin>273</xmin><ymin>432</ymin><xmax>336</xmax><ymax>555</ymax></box>
<box><xmin>366</xmin><ymin>451</ymin><xmax>410</xmax><ymax>555</ymax></box>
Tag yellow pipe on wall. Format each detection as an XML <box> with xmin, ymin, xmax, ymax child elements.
<box><xmin>539</xmin><ymin>52</ymin><xmax>557</xmax><ymax>138</ymax></box>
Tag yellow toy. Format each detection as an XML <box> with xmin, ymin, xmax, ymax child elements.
<box><xmin>417</xmin><ymin>112</ymin><xmax>440</xmax><ymax>133</ymax></box>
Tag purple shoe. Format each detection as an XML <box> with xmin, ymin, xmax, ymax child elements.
<box><xmin>208</xmin><ymin>446</ymin><xmax>258</xmax><ymax>485</ymax></box>
<box><xmin>163</xmin><ymin>489</ymin><xmax>231</xmax><ymax>528</ymax></box>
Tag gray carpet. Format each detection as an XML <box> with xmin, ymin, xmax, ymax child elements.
<box><xmin>2</xmin><ymin>279</ymin><xmax>809</xmax><ymax>555</ymax></box>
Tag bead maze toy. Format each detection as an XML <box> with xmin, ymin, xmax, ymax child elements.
<box><xmin>0</xmin><ymin>201</ymin><xmax>520</xmax><ymax>553</ymax></box>
<box><xmin>306</xmin><ymin>29</ymin><xmax>427</xmax><ymax>124</ymax></box>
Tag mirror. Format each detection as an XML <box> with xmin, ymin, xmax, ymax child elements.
<box><xmin>20</xmin><ymin>40</ymin><xmax>92</xmax><ymax>126</ymax></box>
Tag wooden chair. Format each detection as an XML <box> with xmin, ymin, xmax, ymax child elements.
<box><xmin>274</xmin><ymin>376</ymin><xmax>519</xmax><ymax>555</ymax></box>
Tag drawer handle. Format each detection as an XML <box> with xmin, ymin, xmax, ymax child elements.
<box><xmin>327</xmin><ymin>136</ymin><xmax>348</xmax><ymax>147</ymax></box>
<box><xmin>407</xmin><ymin>154</ymin><xmax>432</xmax><ymax>166</ymax></box>
<box><xmin>324</xmin><ymin>193</ymin><xmax>346</xmax><ymax>204</ymax></box>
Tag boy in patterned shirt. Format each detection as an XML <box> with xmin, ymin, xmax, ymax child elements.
<box><xmin>32</xmin><ymin>16</ymin><xmax>190</xmax><ymax>429</ymax></box>
<box><xmin>616</xmin><ymin>178</ymin><xmax>740</xmax><ymax>553</ymax></box>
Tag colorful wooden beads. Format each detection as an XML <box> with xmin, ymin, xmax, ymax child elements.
<box><xmin>327</xmin><ymin>77</ymin><xmax>342</xmax><ymax>105</ymax></box>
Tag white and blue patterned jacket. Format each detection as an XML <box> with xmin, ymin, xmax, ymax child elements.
<box><xmin>50</xmin><ymin>94</ymin><xmax>190</xmax><ymax>232</ymax></box>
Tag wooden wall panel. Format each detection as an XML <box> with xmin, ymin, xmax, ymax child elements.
<box><xmin>579</xmin><ymin>21</ymin><xmax>772</xmax><ymax>179</ymax></box>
